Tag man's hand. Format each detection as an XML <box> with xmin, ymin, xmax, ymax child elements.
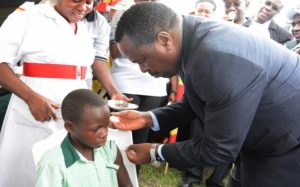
<box><xmin>110</xmin><ymin>110</ymin><xmax>153</xmax><ymax>131</ymax></box>
<box><xmin>126</xmin><ymin>143</ymin><xmax>152</xmax><ymax>165</ymax></box>
<box><xmin>25</xmin><ymin>92</ymin><xmax>60</xmax><ymax>122</ymax></box>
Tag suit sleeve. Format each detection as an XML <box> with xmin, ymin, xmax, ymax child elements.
<box><xmin>161</xmin><ymin>51</ymin><xmax>268</xmax><ymax>169</ymax></box>
<box><xmin>151</xmin><ymin>97</ymin><xmax>195</xmax><ymax>136</ymax></box>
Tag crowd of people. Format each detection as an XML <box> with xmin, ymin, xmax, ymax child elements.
<box><xmin>0</xmin><ymin>0</ymin><xmax>299</xmax><ymax>187</ymax></box>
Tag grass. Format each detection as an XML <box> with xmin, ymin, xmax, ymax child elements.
<box><xmin>138</xmin><ymin>163</ymin><xmax>218</xmax><ymax>187</ymax></box>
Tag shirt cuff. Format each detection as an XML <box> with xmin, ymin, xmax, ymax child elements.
<box><xmin>149</xmin><ymin>111</ymin><xmax>160</xmax><ymax>131</ymax></box>
<box><xmin>157</xmin><ymin>144</ymin><xmax>165</xmax><ymax>161</ymax></box>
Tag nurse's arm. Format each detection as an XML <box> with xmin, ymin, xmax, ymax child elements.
<box><xmin>92</xmin><ymin>60</ymin><xmax>132</xmax><ymax>102</ymax></box>
<box><xmin>0</xmin><ymin>63</ymin><xmax>59</xmax><ymax>122</ymax></box>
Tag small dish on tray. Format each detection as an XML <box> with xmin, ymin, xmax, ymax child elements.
<box><xmin>107</xmin><ymin>100</ymin><xmax>139</xmax><ymax>110</ymax></box>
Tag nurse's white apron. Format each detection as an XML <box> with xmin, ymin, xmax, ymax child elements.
<box><xmin>0</xmin><ymin>75</ymin><xmax>89</xmax><ymax>187</ymax></box>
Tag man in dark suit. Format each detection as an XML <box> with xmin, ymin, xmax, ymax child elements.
<box><xmin>111</xmin><ymin>2</ymin><xmax>300</xmax><ymax>186</ymax></box>
<box><xmin>243</xmin><ymin>0</ymin><xmax>291</xmax><ymax>44</ymax></box>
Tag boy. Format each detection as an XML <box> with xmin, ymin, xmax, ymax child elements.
<box><xmin>36</xmin><ymin>89</ymin><xmax>132</xmax><ymax>187</ymax></box>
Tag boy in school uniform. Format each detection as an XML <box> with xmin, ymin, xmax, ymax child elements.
<box><xmin>35</xmin><ymin>89</ymin><xmax>132</xmax><ymax>187</ymax></box>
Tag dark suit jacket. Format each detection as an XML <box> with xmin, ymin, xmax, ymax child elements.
<box><xmin>152</xmin><ymin>16</ymin><xmax>300</xmax><ymax>186</ymax></box>
<box><xmin>243</xmin><ymin>19</ymin><xmax>292</xmax><ymax>44</ymax></box>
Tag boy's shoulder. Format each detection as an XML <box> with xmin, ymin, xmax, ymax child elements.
<box><xmin>37</xmin><ymin>135</ymin><xmax>72</xmax><ymax>168</ymax></box>
<box><xmin>38</xmin><ymin>144</ymin><xmax>65</xmax><ymax>167</ymax></box>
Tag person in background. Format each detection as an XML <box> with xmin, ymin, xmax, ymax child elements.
<box><xmin>285</xmin><ymin>9</ymin><xmax>300</xmax><ymax>55</ymax></box>
<box><xmin>36</xmin><ymin>89</ymin><xmax>132</xmax><ymax>187</ymax></box>
<box><xmin>0</xmin><ymin>0</ymin><xmax>103</xmax><ymax>186</ymax></box>
<box><xmin>192</xmin><ymin>0</ymin><xmax>216</xmax><ymax>18</ymax></box>
<box><xmin>223</xmin><ymin>0</ymin><xmax>249</xmax><ymax>25</ymax></box>
<box><xmin>112</xmin><ymin>2</ymin><xmax>300</xmax><ymax>186</ymax></box>
<box><xmin>243</xmin><ymin>0</ymin><xmax>292</xmax><ymax>44</ymax></box>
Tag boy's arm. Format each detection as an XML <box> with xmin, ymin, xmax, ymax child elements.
<box><xmin>115</xmin><ymin>147</ymin><xmax>133</xmax><ymax>187</ymax></box>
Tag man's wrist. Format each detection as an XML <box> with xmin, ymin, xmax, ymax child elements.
<box><xmin>143</xmin><ymin>112</ymin><xmax>154</xmax><ymax>128</ymax></box>
<box><xmin>150</xmin><ymin>144</ymin><xmax>163</xmax><ymax>166</ymax></box>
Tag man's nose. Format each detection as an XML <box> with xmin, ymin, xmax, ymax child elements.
<box><xmin>264</xmin><ymin>4</ymin><xmax>272</xmax><ymax>12</ymax></box>
<box><xmin>228</xmin><ymin>5</ymin><xmax>236</xmax><ymax>12</ymax></box>
<box><xmin>139</xmin><ymin>63</ymin><xmax>148</xmax><ymax>73</ymax></box>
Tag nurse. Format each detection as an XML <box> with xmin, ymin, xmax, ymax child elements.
<box><xmin>0</xmin><ymin>0</ymin><xmax>95</xmax><ymax>186</ymax></box>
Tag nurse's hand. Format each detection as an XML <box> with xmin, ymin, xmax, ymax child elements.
<box><xmin>111</xmin><ymin>92</ymin><xmax>133</xmax><ymax>103</ymax></box>
<box><xmin>25</xmin><ymin>92</ymin><xmax>60</xmax><ymax>122</ymax></box>
<box><xmin>126</xmin><ymin>143</ymin><xmax>151</xmax><ymax>165</ymax></box>
<box><xmin>110</xmin><ymin>110</ymin><xmax>153</xmax><ymax>131</ymax></box>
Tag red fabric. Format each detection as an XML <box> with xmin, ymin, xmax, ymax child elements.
<box><xmin>23</xmin><ymin>62</ymin><xmax>86</xmax><ymax>80</ymax></box>
<box><xmin>169</xmin><ymin>134</ymin><xmax>177</xmax><ymax>143</ymax></box>
<box><xmin>176</xmin><ymin>82</ymin><xmax>184</xmax><ymax>101</ymax></box>
<box><xmin>95</xmin><ymin>2</ymin><xmax>108</xmax><ymax>12</ymax></box>
<box><xmin>96</xmin><ymin>0</ymin><xmax>121</xmax><ymax>12</ymax></box>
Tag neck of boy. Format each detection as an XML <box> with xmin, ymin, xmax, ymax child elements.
<box><xmin>69</xmin><ymin>136</ymin><xmax>94</xmax><ymax>161</ymax></box>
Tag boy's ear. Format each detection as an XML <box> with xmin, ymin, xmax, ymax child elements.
<box><xmin>64</xmin><ymin>121</ymin><xmax>74</xmax><ymax>133</ymax></box>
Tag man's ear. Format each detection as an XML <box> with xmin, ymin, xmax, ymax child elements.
<box><xmin>156</xmin><ymin>31</ymin><xmax>173</xmax><ymax>49</ymax></box>
<box><xmin>64</xmin><ymin>121</ymin><xmax>74</xmax><ymax>133</ymax></box>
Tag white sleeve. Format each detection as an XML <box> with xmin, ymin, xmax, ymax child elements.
<box><xmin>93</xmin><ymin>12</ymin><xmax>110</xmax><ymax>62</ymax></box>
<box><xmin>0</xmin><ymin>9</ymin><xmax>28</xmax><ymax>67</ymax></box>
<box><xmin>109</xmin><ymin>10</ymin><xmax>125</xmax><ymax>42</ymax></box>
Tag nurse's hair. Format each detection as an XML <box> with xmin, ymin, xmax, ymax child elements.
<box><xmin>61</xmin><ymin>89</ymin><xmax>107</xmax><ymax>124</ymax></box>
<box><xmin>85</xmin><ymin>0</ymin><xmax>102</xmax><ymax>22</ymax></box>
<box><xmin>115</xmin><ymin>2</ymin><xmax>178</xmax><ymax>46</ymax></box>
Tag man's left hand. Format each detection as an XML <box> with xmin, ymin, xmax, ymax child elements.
<box><xmin>126</xmin><ymin>143</ymin><xmax>152</xmax><ymax>165</ymax></box>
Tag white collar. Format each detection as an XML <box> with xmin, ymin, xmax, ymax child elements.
<box><xmin>38</xmin><ymin>4</ymin><xmax>67</xmax><ymax>24</ymax></box>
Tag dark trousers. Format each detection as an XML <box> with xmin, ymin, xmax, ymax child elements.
<box><xmin>228</xmin><ymin>157</ymin><xmax>241</xmax><ymax>187</ymax></box>
<box><xmin>229</xmin><ymin>145</ymin><xmax>300</xmax><ymax>187</ymax></box>
<box><xmin>186</xmin><ymin>164</ymin><xmax>232</xmax><ymax>187</ymax></box>
<box><xmin>180</xmin><ymin>119</ymin><xmax>231</xmax><ymax>187</ymax></box>
<box><xmin>0</xmin><ymin>92</ymin><xmax>11</xmax><ymax>132</ymax></box>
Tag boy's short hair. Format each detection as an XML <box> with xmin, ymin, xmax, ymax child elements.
<box><xmin>61</xmin><ymin>89</ymin><xmax>107</xmax><ymax>124</ymax></box>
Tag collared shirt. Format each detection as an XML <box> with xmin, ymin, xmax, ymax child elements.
<box><xmin>36</xmin><ymin>136</ymin><xmax>119</xmax><ymax>187</ymax></box>
<box><xmin>248</xmin><ymin>20</ymin><xmax>271</xmax><ymax>38</ymax></box>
